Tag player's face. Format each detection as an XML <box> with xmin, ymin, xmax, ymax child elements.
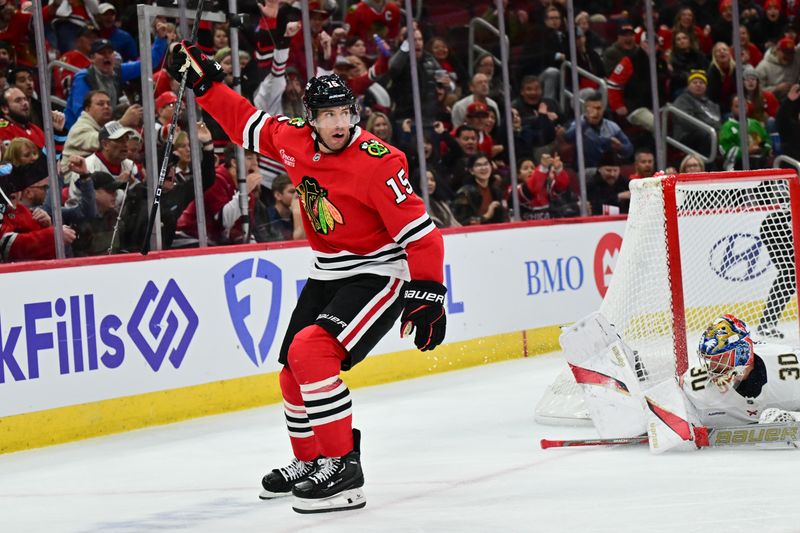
<box><xmin>314</xmin><ymin>106</ymin><xmax>353</xmax><ymax>152</ymax></box>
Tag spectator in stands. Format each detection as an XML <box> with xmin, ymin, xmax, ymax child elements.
<box><xmin>743</xmin><ymin>65</ymin><xmax>779</xmax><ymax>125</ymax></box>
<box><xmin>0</xmin><ymin>0</ymin><xmax>54</xmax><ymax>67</ymax></box>
<box><xmin>52</xmin><ymin>25</ymin><xmax>97</xmax><ymax>101</ymax></box>
<box><xmin>453</xmin><ymin>153</ymin><xmax>507</xmax><ymax>225</ymax></box>
<box><xmin>288</xmin><ymin>1</ymin><xmax>334</xmax><ymax>81</ymax></box>
<box><xmin>177</xmin><ymin>144</ymin><xmax>262</xmax><ymax>245</ymax></box>
<box><xmin>628</xmin><ymin>147</ymin><xmax>655</xmax><ymax>180</ymax></box>
<box><xmin>534</xmin><ymin>5</ymin><xmax>569</xmax><ymax>101</ymax></box>
<box><xmin>740</xmin><ymin>25</ymin><xmax>763</xmax><ymax>67</ymax></box>
<box><xmin>5</xmin><ymin>138</ymin><xmax>49</xmax><ymax>223</ymax></box>
<box><xmin>587</xmin><ymin>151</ymin><xmax>629</xmax><ymax>215</ymax></box>
<box><xmin>439</xmin><ymin>124</ymin><xmax>479</xmax><ymax>195</ymax></box>
<box><xmin>679</xmin><ymin>153</ymin><xmax>706</xmax><ymax>172</ymax></box>
<box><xmin>575</xmin><ymin>11</ymin><xmax>605</xmax><ymax>54</ymax></box>
<box><xmin>711</xmin><ymin>0</ymin><xmax>735</xmax><ymax>45</ymax></box>
<box><xmin>71</xmin><ymin>170</ymin><xmax>127</xmax><ymax>256</ymax></box>
<box><xmin>451</xmin><ymin>72</ymin><xmax>501</xmax><ymax>129</ymax></box>
<box><xmin>65</xmin><ymin>21</ymin><xmax>169</xmax><ymax>129</ymax></box>
<box><xmin>254</xmin><ymin>173</ymin><xmax>304</xmax><ymax>242</ymax></box>
<box><xmin>94</xmin><ymin>2</ymin><xmax>138</xmax><ymax>61</ymax></box>
<box><xmin>423</xmin><ymin>167</ymin><xmax>459</xmax><ymax>229</ymax></box>
<box><xmin>8</xmin><ymin>64</ymin><xmax>42</xmax><ymax>128</ymax></box>
<box><xmin>756</xmin><ymin>0</ymin><xmax>786</xmax><ymax>50</ymax></box>
<box><xmin>602</xmin><ymin>22</ymin><xmax>637</xmax><ymax>74</ymax></box>
<box><xmin>516</xmin><ymin>153</ymin><xmax>571</xmax><ymax>220</ymax></box>
<box><xmin>154</xmin><ymin>90</ymin><xmax>177</xmax><ymax>143</ymax></box>
<box><xmin>606</xmin><ymin>30</ymin><xmax>668</xmax><ymax>132</ymax></box>
<box><xmin>473</xmin><ymin>52</ymin><xmax>502</xmax><ymax>104</ymax></box>
<box><xmin>71</xmin><ymin>120</ymin><xmax>140</xmax><ymax>204</ymax></box>
<box><xmin>573</xmin><ymin>27</ymin><xmax>605</xmax><ymax>97</ymax></box>
<box><xmin>0</xmin><ymin>157</ymin><xmax>76</xmax><ymax>262</ymax></box>
<box><xmin>720</xmin><ymin>96</ymin><xmax>772</xmax><ymax>170</ymax></box>
<box><xmin>511</xmin><ymin>75</ymin><xmax>559</xmax><ymax>161</ymax></box>
<box><xmin>0</xmin><ymin>86</ymin><xmax>67</xmax><ymax>157</ymax></box>
<box><xmin>386</xmin><ymin>26</ymin><xmax>441</xmax><ymax>129</ymax></box>
<box><xmin>668</xmin><ymin>29</ymin><xmax>707</xmax><ymax>98</ymax></box>
<box><xmin>672</xmin><ymin>70</ymin><xmax>721</xmax><ymax>157</ymax></box>
<box><xmin>462</xmin><ymin>101</ymin><xmax>498</xmax><ymax>158</ymax></box>
<box><xmin>61</xmin><ymin>90</ymin><xmax>140</xmax><ymax>172</ymax></box>
<box><xmin>776</xmin><ymin>83</ymin><xmax>800</xmax><ymax>161</ymax></box>
<box><xmin>707</xmin><ymin>41</ymin><xmax>737</xmax><ymax>111</ymax></box>
<box><xmin>670</xmin><ymin>6</ymin><xmax>713</xmax><ymax>55</ymax></box>
<box><xmin>346</xmin><ymin>0</ymin><xmax>401</xmax><ymax>47</ymax></box>
<box><xmin>427</xmin><ymin>36</ymin><xmax>466</xmax><ymax>97</ymax></box>
<box><xmin>756</xmin><ymin>36</ymin><xmax>800</xmax><ymax>99</ymax></box>
<box><xmin>365</xmin><ymin>111</ymin><xmax>392</xmax><ymax>144</ymax></box>
<box><xmin>120</xmin><ymin>122</ymin><xmax>217</xmax><ymax>251</ymax></box>
<box><xmin>562</xmin><ymin>91</ymin><xmax>633</xmax><ymax>169</ymax></box>
<box><xmin>213</xmin><ymin>24</ymin><xmax>229</xmax><ymax>52</ymax></box>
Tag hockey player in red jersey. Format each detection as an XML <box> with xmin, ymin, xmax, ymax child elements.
<box><xmin>168</xmin><ymin>42</ymin><xmax>446</xmax><ymax>513</ymax></box>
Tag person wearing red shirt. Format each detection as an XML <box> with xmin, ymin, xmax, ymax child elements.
<box><xmin>53</xmin><ymin>25</ymin><xmax>96</xmax><ymax>100</ymax></box>
<box><xmin>169</xmin><ymin>42</ymin><xmax>445</xmax><ymax>514</ymax></box>
<box><xmin>176</xmin><ymin>144</ymin><xmax>262</xmax><ymax>244</ymax></box>
<box><xmin>516</xmin><ymin>153</ymin><xmax>570</xmax><ymax>219</ymax></box>
<box><xmin>346</xmin><ymin>0</ymin><xmax>400</xmax><ymax>43</ymax></box>
<box><xmin>0</xmin><ymin>87</ymin><xmax>66</xmax><ymax>156</ymax></box>
<box><xmin>0</xmin><ymin>155</ymin><xmax>76</xmax><ymax>261</ymax></box>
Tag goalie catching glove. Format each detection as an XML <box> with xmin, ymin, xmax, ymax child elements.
<box><xmin>400</xmin><ymin>281</ymin><xmax>447</xmax><ymax>351</ymax></box>
<box><xmin>167</xmin><ymin>40</ymin><xmax>225</xmax><ymax>96</ymax></box>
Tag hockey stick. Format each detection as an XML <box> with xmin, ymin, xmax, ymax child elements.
<box><xmin>141</xmin><ymin>0</ymin><xmax>206</xmax><ymax>255</ymax></box>
<box><xmin>541</xmin><ymin>422</ymin><xmax>800</xmax><ymax>450</ymax></box>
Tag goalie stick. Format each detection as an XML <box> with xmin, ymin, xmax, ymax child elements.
<box><xmin>540</xmin><ymin>421</ymin><xmax>800</xmax><ymax>449</ymax></box>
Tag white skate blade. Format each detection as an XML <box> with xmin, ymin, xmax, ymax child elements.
<box><xmin>258</xmin><ymin>489</ymin><xmax>291</xmax><ymax>500</ymax></box>
<box><xmin>292</xmin><ymin>488</ymin><xmax>366</xmax><ymax>514</ymax></box>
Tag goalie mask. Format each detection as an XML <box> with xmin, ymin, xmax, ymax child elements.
<box><xmin>698</xmin><ymin>314</ymin><xmax>754</xmax><ymax>387</ymax></box>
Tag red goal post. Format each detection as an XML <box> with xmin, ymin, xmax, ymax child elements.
<box><xmin>535</xmin><ymin>169</ymin><xmax>800</xmax><ymax>425</ymax></box>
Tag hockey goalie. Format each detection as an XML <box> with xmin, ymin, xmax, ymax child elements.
<box><xmin>560</xmin><ymin>312</ymin><xmax>800</xmax><ymax>452</ymax></box>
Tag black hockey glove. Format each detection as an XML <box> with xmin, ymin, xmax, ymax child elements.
<box><xmin>167</xmin><ymin>40</ymin><xmax>225</xmax><ymax>96</ymax></box>
<box><xmin>400</xmin><ymin>280</ymin><xmax>447</xmax><ymax>351</ymax></box>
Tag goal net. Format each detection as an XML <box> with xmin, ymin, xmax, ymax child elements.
<box><xmin>536</xmin><ymin>169</ymin><xmax>800</xmax><ymax>425</ymax></box>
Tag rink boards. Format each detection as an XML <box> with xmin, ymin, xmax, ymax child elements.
<box><xmin>0</xmin><ymin>219</ymin><xmax>626</xmax><ymax>453</ymax></box>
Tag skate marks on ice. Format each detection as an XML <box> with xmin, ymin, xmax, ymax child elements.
<box><xmin>0</xmin><ymin>354</ymin><xmax>798</xmax><ymax>532</ymax></box>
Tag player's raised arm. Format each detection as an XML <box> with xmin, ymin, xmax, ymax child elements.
<box><xmin>167</xmin><ymin>41</ymin><xmax>270</xmax><ymax>153</ymax></box>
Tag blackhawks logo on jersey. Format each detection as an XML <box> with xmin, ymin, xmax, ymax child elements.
<box><xmin>360</xmin><ymin>139</ymin><xmax>390</xmax><ymax>158</ymax></box>
<box><xmin>297</xmin><ymin>176</ymin><xmax>344</xmax><ymax>235</ymax></box>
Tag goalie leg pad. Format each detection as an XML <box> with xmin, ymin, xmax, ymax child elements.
<box><xmin>560</xmin><ymin>312</ymin><xmax>648</xmax><ymax>438</ymax></box>
<box><xmin>644</xmin><ymin>379</ymin><xmax>702</xmax><ymax>453</ymax></box>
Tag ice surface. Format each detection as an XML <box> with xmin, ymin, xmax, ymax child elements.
<box><xmin>1</xmin><ymin>354</ymin><xmax>798</xmax><ymax>533</ymax></box>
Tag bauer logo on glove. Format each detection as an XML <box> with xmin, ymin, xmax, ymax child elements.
<box><xmin>400</xmin><ymin>280</ymin><xmax>447</xmax><ymax>351</ymax></box>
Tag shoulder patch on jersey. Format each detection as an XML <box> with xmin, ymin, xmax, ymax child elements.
<box><xmin>360</xmin><ymin>139</ymin><xmax>390</xmax><ymax>158</ymax></box>
<box><xmin>286</xmin><ymin>117</ymin><xmax>306</xmax><ymax>128</ymax></box>
<box><xmin>0</xmin><ymin>120</ymin><xmax>9</xmax><ymax>128</ymax></box>
<box><xmin>297</xmin><ymin>176</ymin><xmax>344</xmax><ymax>235</ymax></box>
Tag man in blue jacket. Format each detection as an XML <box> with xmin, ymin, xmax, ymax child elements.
<box><xmin>65</xmin><ymin>21</ymin><xmax>169</xmax><ymax>130</ymax></box>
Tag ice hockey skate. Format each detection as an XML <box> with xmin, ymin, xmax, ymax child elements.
<box><xmin>259</xmin><ymin>457</ymin><xmax>318</xmax><ymax>500</ymax></box>
<box><xmin>291</xmin><ymin>429</ymin><xmax>366</xmax><ymax>514</ymax></box>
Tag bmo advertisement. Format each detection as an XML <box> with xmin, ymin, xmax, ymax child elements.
<box><xmin>0</xmin><ymin>219</ymin><xmax>626</xmax><ymax>423</ymax></box>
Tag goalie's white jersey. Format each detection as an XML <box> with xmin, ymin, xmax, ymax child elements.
<box><xmin>682</xmin><ymin>343</ymin><xmax>800</xmax><ymax>426</ymax></box>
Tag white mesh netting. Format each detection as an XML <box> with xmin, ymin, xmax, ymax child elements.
<box><xmin>535</xmin><ymin>172</ymin><xmax>800</xmax><ymax>425</ymax></box>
